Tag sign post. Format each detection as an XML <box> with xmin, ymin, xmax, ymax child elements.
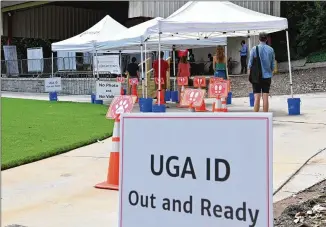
<box><xmin>45</xmin><ymin>77</ymin><xmax>62</xmax><ymax>101</ymax></box>
<box><xmin>119</xmin><ymin>112</ymin><xmax>273</xmax><ymax>227</ymax></box>
<box><xmin>96</xmin><ymin>81</ymin><xmax>121</xmax><ymax>100</ymax></box>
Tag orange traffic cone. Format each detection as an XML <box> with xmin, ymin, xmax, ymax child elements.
<box><xmin>156</xmin><ymin>90</ymin><xmax>166</xmax><ymax>105</ymax></box>
<box><xmin>212</xmin><ymin>95</ymin><xmax>222</xmax><ymax>112</ymax></box>
<box><xmin>95</xmin><ymin>116</ymin><xmax>120</xmax><ymax>190</ymax></box>
<box><xmin>188</xmin><ymin>103</ymin><xmax>195</xmax><ymax>112</ymax></box>
<box><xmin>221</xmin><ymin>97</ymin><xmax>228</xmax><ymax>112</ymax></box>
<box><xmin>177</xmin><ymin>86</ymin><xmax>186</xmax><ymax>108</ymax></box>
<box><xmin>131</xmin><ymin>84</ymin><xmax>138</xmax><ymax>103</ymax></box>
<box><xmin>195</xmin><ymin>100</ymin><xmax>207</xmax><ymax>112</ymax></box>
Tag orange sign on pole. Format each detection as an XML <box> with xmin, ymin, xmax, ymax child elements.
<box><xmin>116</xmin><ymin>76</ymin><xmax>125</xmax><ymax>83</ymax></box>
<box><xmin>180</xmin><ymin>88</ymin><xmax>205</xmax><ymax>107</ymax></box>
<box><xmin>129</xmin><ymin>78</ymin><xmax>139</xmax><ymax>85</ymax></box>
<box><xmin>209</xmin><ymin>77</ymin><xmax>224</xmax><ymax>84</ymax></box>
<box><xmin>208</xmin><ymin>81</ymin><xmax>228</xmax><ymax>98</ymax></box>
<box><xmin>154</xmin><ymin>77</ymin><xmax>165</xmax><ymax>85</ymax></box>
<box><xmin>177</xmin><ymin>77</ymin><xmax>189</xmax><ymax>86</ymax></box>
<box><xmin>106</xmin><ymin>95</ymin><xmax>134</xmax><ymax>119</ymax></box>
<box><xmin>193</xmin><ymin>76</ymin><xmax>207</xmax><ymax>88</ymax></box>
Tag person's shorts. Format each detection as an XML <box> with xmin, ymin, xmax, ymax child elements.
<box><xmin>252</xmin><ymin>78</ymin><xmax>271</xmax><ymax>94</ymax></box>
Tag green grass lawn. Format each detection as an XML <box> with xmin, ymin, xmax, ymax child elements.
<box><xmin>1</xmin><ymin>98</ymin><xmax>114</xmax><ymax>170</ymax></box>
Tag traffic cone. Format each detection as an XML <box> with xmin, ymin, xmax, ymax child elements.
<box><xmin>221</xmin><ymin>97</ymin><xmax>228</xmax><ymax>112</ymax></box>
<box><xmin>156</xmin><ymin>90</ymin><xmax>166</xmax><ymax>105</ymax></box>
<box><xmin>188</xmin><ymin>103</ymin><xmax>195</xmax><ymax>112</ymax></box>
<box><xmin>120</xmin><ymin>86</ymin><xmax>124</xmax><ymax>95</ymax></box>
<box><xmin>131</xmin><ymin>84</ymin><xmax>138</xmax><ymax>103</ymax></box>
<box><xmin>212</xmin><ymin>95</ymin><xmax>222</xmax><ymax>112</ymax></box>
<box><xmin>177</xmin><ymin>86</ymin><xmax>186</xmax><ymax>108</ymax></box>
<box><xmin>195</xmin><ymin>100</ymin><xmax>207</xmax><ymax>112</ymax></box>
<box><xmin>95</xmin><ymin>116</ymin><xmax>120</xmax><ymax>190</ymax></box>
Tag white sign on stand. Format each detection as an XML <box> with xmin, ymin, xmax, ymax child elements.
<box><xmin>45</xmin><ymin>77</ymin><xmax>62</xmax><ymax>92</ymax></box>
<box><xmin>96</xmin><ymin>81</ymin><xmax>121</xmax><ymax>100</ymax></box>
<box><xmin>93</xmin><ymin>55</ymin><xmax>121</xmax><ymax>74</ymax></box>
<box><xmin>119</xmin><ymin>113</ymin><xmax>273</xmax><ymax>227</ymax></box>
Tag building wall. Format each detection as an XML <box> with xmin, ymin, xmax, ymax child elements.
<box><xmin>2</xmin><ymin>5</ymin><xmax>108</xmax><ymax>40</ymax></box>
<box><xmin>128</xmin><ymin>1</ymin><xmax>188</xmax><ymax>18</ymax></box>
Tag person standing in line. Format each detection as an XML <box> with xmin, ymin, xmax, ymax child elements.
<box><xmin>213</xmin><ymin>46</ymin><xmax>227</xmax><ymax>80</ymax></box>
<box><xmin>239</xmin><ymin>40</ymin><xmax>248</xmax><ymax>74</ymax></box>
<box><xmin>153</xmin><ymin>51</ymin><xmax>169</xmax><ymax>96</ymax></box>
<box><xmin>177</xmin><ymin>55</ymin><xmax>191</xmax><ymax>101</ymax></box>
<box><xmin>127</xmin><ymin>57</ymin><xmax>139</xmax><ymax>79</ymax></box>
<box><xmin>248</xmin><ymin>32</ymin><xmax>275</xmax><ymax>112</ymax></box>
<box><xmin>127</xmin><ymin>57</ymin><xmax>139</xmax><ymax>94</ymax></box>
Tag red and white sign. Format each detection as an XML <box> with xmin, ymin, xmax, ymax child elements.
<box><xmin>117</xmin><ymin>76</ymin><xmax>125</xmax><ymax>83</ymax></box>
<box><xmin>154</xmin><ymin>77</ymin><xmax>165</xmax><ymax>85</ymax></box>
<box><xmin>208</xmin><ymin>81</ymin><xmax>228</xmax><ymax>98</ymax></box>
<box><xmin>106</xmin><ymin>95</ymin><xmax>134</xmax><ymax>119</ymax></box>
<box><xmin>180</xmin><ymin>88</ymin><xmax>205</xmax><ymax>107</ymax></box>
<box><xmin>129</xmin><ymin>78</ymin><xmax>139</xmax><ymax>85</ymax></box>
<box><xmin>177</xmin><ymin>77</ymin><xmax>188</xmax><ymax>86</ymax></box>
<box><xmin>209</xmin><ymin>77</ymin><xmax>224</xmax><ymax>84</ymax></box>
<box><xmin>193</xmin><ymin>76</ymin><xmax>207</xmax><ymax>88</ymax></box>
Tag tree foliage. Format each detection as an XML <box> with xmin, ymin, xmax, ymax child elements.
<box><xmin>296</xmin><ymin>2</ymin><xmax>326</xmax><ymax>55</ymax></box>
<box><xmin>282</xmin><ymin>1</ymin><xmax>326</xmax><ymax>58</ymax></box>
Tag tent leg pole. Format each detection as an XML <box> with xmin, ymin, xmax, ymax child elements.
<box><xmin>173</xmin><ymin>46</ymin><xmax>176</xmax><ymax>91</ymax></box>
<box><xmin>95</xmin><ymin>50</ymin><xmax>99</xmax><ymax>80</ymax></box>
<box><xmin>119</xmin><ymin>51</ymin><xmax>122</xmax><ymax>76</ymax></box>
<box><xmin>285</xmin><ymin>30</ymin><xmax>293</xmax><ymax>98</ymax></box>
<box><xmin>51</xmin><ymin>52</ymin><xmax>54</xmax><ymax>78</ymax></box>
<box><xmin>140</xmin><ymin>44</ymin><xmax>145</xmax><ymax>98</ymax></box>
<box><xmin>158</xmin><ymin>32</ymin><xmax>161</xmax><ymax>106</ymax></box>
<box><xmin>144</xmin><ymin>42</ymin><xmax>148</xmax><ymax>99</ymax></box>
<box><xmin>225</xmin><ymin>44</ymin><xmax>229</xmax><ymax>79</ymax></box>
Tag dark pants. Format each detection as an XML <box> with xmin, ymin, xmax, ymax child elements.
<box><xmin>240</xmin><ymin>56</ymin><xmax>247</xmax><ymax>74</ymax></box>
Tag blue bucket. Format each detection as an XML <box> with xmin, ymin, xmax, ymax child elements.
<box><xmin>91</xmin><ymin>93</ymin><xmax>96</xmax><ymax>103</ymax></box>
<box><xmin>165</xmin><ymin>90</ymin><xmax>171</xmax><ymax>101</ymax></box>
<box><xmin>287</xmin><ymin>98</ymin><xmax>301</xmax><ymax>115</ymax></box>
<box><xmin>171</xmin><ymin>91</ymin><xmax>179</xmax><ymax>103</ymax></box>
<box><xmin>227</xmin><ymin>92</ymin><xmax>232</xmax><ymax>105</ymax></box>
<box><xmin>152</xmin><ymin>104</ymin><xmax>166</xmax><ymax>113</ymax></box>
<box><xmin>94</xmin><ymin>99</ymin><xmax>103</xmax><ymax>105</ymax></box>
<box><xmin>139</xmin><ymin>98</ymin><xmax>153</xmax><ymax>112</ymax></box>
<box><xmin>249</xmin><ymin>93</ymin><xmax>255</xmax><ymax>107</ymax></box>
<box><xmin>49</xmin><ymin>92</ymin><xmax>58</xmax><ymax>101</ymax></box>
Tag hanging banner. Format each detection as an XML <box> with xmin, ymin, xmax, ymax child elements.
<box><xmin>3</xmin><ymin>45</ymin><xmax>19</xmax><ymax>76</ymax></box>
<box><xmin>57</xmin><ymin>51</ymin><xmax>77</xmax><ymax>71</ymax></box>
<box><xmin>27</xmin><ymin>47</ymin><xmax>44</xmax><ymax>73</ymax></box>
<box><xmin>93</xmin><ymin>55</ymin><xmax>121</xmax><ymax>74</ymax></box>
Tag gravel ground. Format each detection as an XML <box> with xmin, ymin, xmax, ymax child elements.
<box><xmin>230</xmin><ymin>67</ymin><xmax>326</xmax><ymax>98</ymax></box>
<box><xmin>274</xmin><ymin>180</ymin><xmax>326</xmax><ymax>227</ymax></box>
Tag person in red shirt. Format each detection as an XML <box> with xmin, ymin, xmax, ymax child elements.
<box><xmin>153</xmin><ymin>51</ymin><xmax>169</xmax><ymax>91</ymax></box>
<box><xmin>177</xmin><ymin>55</ymin><xmax>191</xmax><ymax>101</ymax></box>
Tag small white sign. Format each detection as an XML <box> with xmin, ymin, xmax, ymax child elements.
<box><xmin>27</xmin><ymin>47</ymin><xmax>44</xmax><ymax>72</ymax></box>
<box><xmin>45</xmin><ymin>77</ymin><xmax>62</xmax><ymax>92</ymax></box>
<box><xmin>96</xmin><ymin>81</ymin><xmax>121</xmax><ymax>100</ymax></box>
<box><xmin>93</xmin><ymin>55</ymin><xmax>121</xmax><ymax>74</ymax></box>
<box><xmin>119</xmin><ymin>113</ymin><xmax>273</xmax><ymax>227</ymax></box>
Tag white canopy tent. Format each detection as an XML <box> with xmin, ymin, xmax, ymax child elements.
<box><xmin>96</xmin><ymin>17</ymin><xmax>227</xmax><ymax>52</ymax></box>
<box><xmin>51</xmin><ymin>15</ymin><xmax>127</xmax><ymax>52</ymax></box>
<box><xmin>144</xmin><ymin>1</ymin><xmax>294</xmax><ymax>102</ymax></box>
<box><xmin>50</xmin><ymin>15</ymin><xmax>127</xmax><ymax>79</ymax></box>
<box><xmin>95</xmin><ymin>17</ymin><xmax>228</xmax><ymax>99</ymax></box>
<box><xmin>146</xmin><ymin>1</ymin><xmax>288</xmax><ymax>38</ymax></box>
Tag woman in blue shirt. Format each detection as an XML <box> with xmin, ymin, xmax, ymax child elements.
<box><xmin>213</xmin><ymin>46</ymin><xmax>227</xmax><ymax>80</ymax></box>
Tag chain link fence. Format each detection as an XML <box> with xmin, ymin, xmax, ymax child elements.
<box><xmin>1</xmin><ymin>56</ymin><xmax>95</xmax><ymax>78</ymax></box>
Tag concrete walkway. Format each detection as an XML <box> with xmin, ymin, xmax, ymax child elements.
<box><xmin>2</xmin><ymin>92</ymin><xmax>326</xmax><ymax>227</ymax></box>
